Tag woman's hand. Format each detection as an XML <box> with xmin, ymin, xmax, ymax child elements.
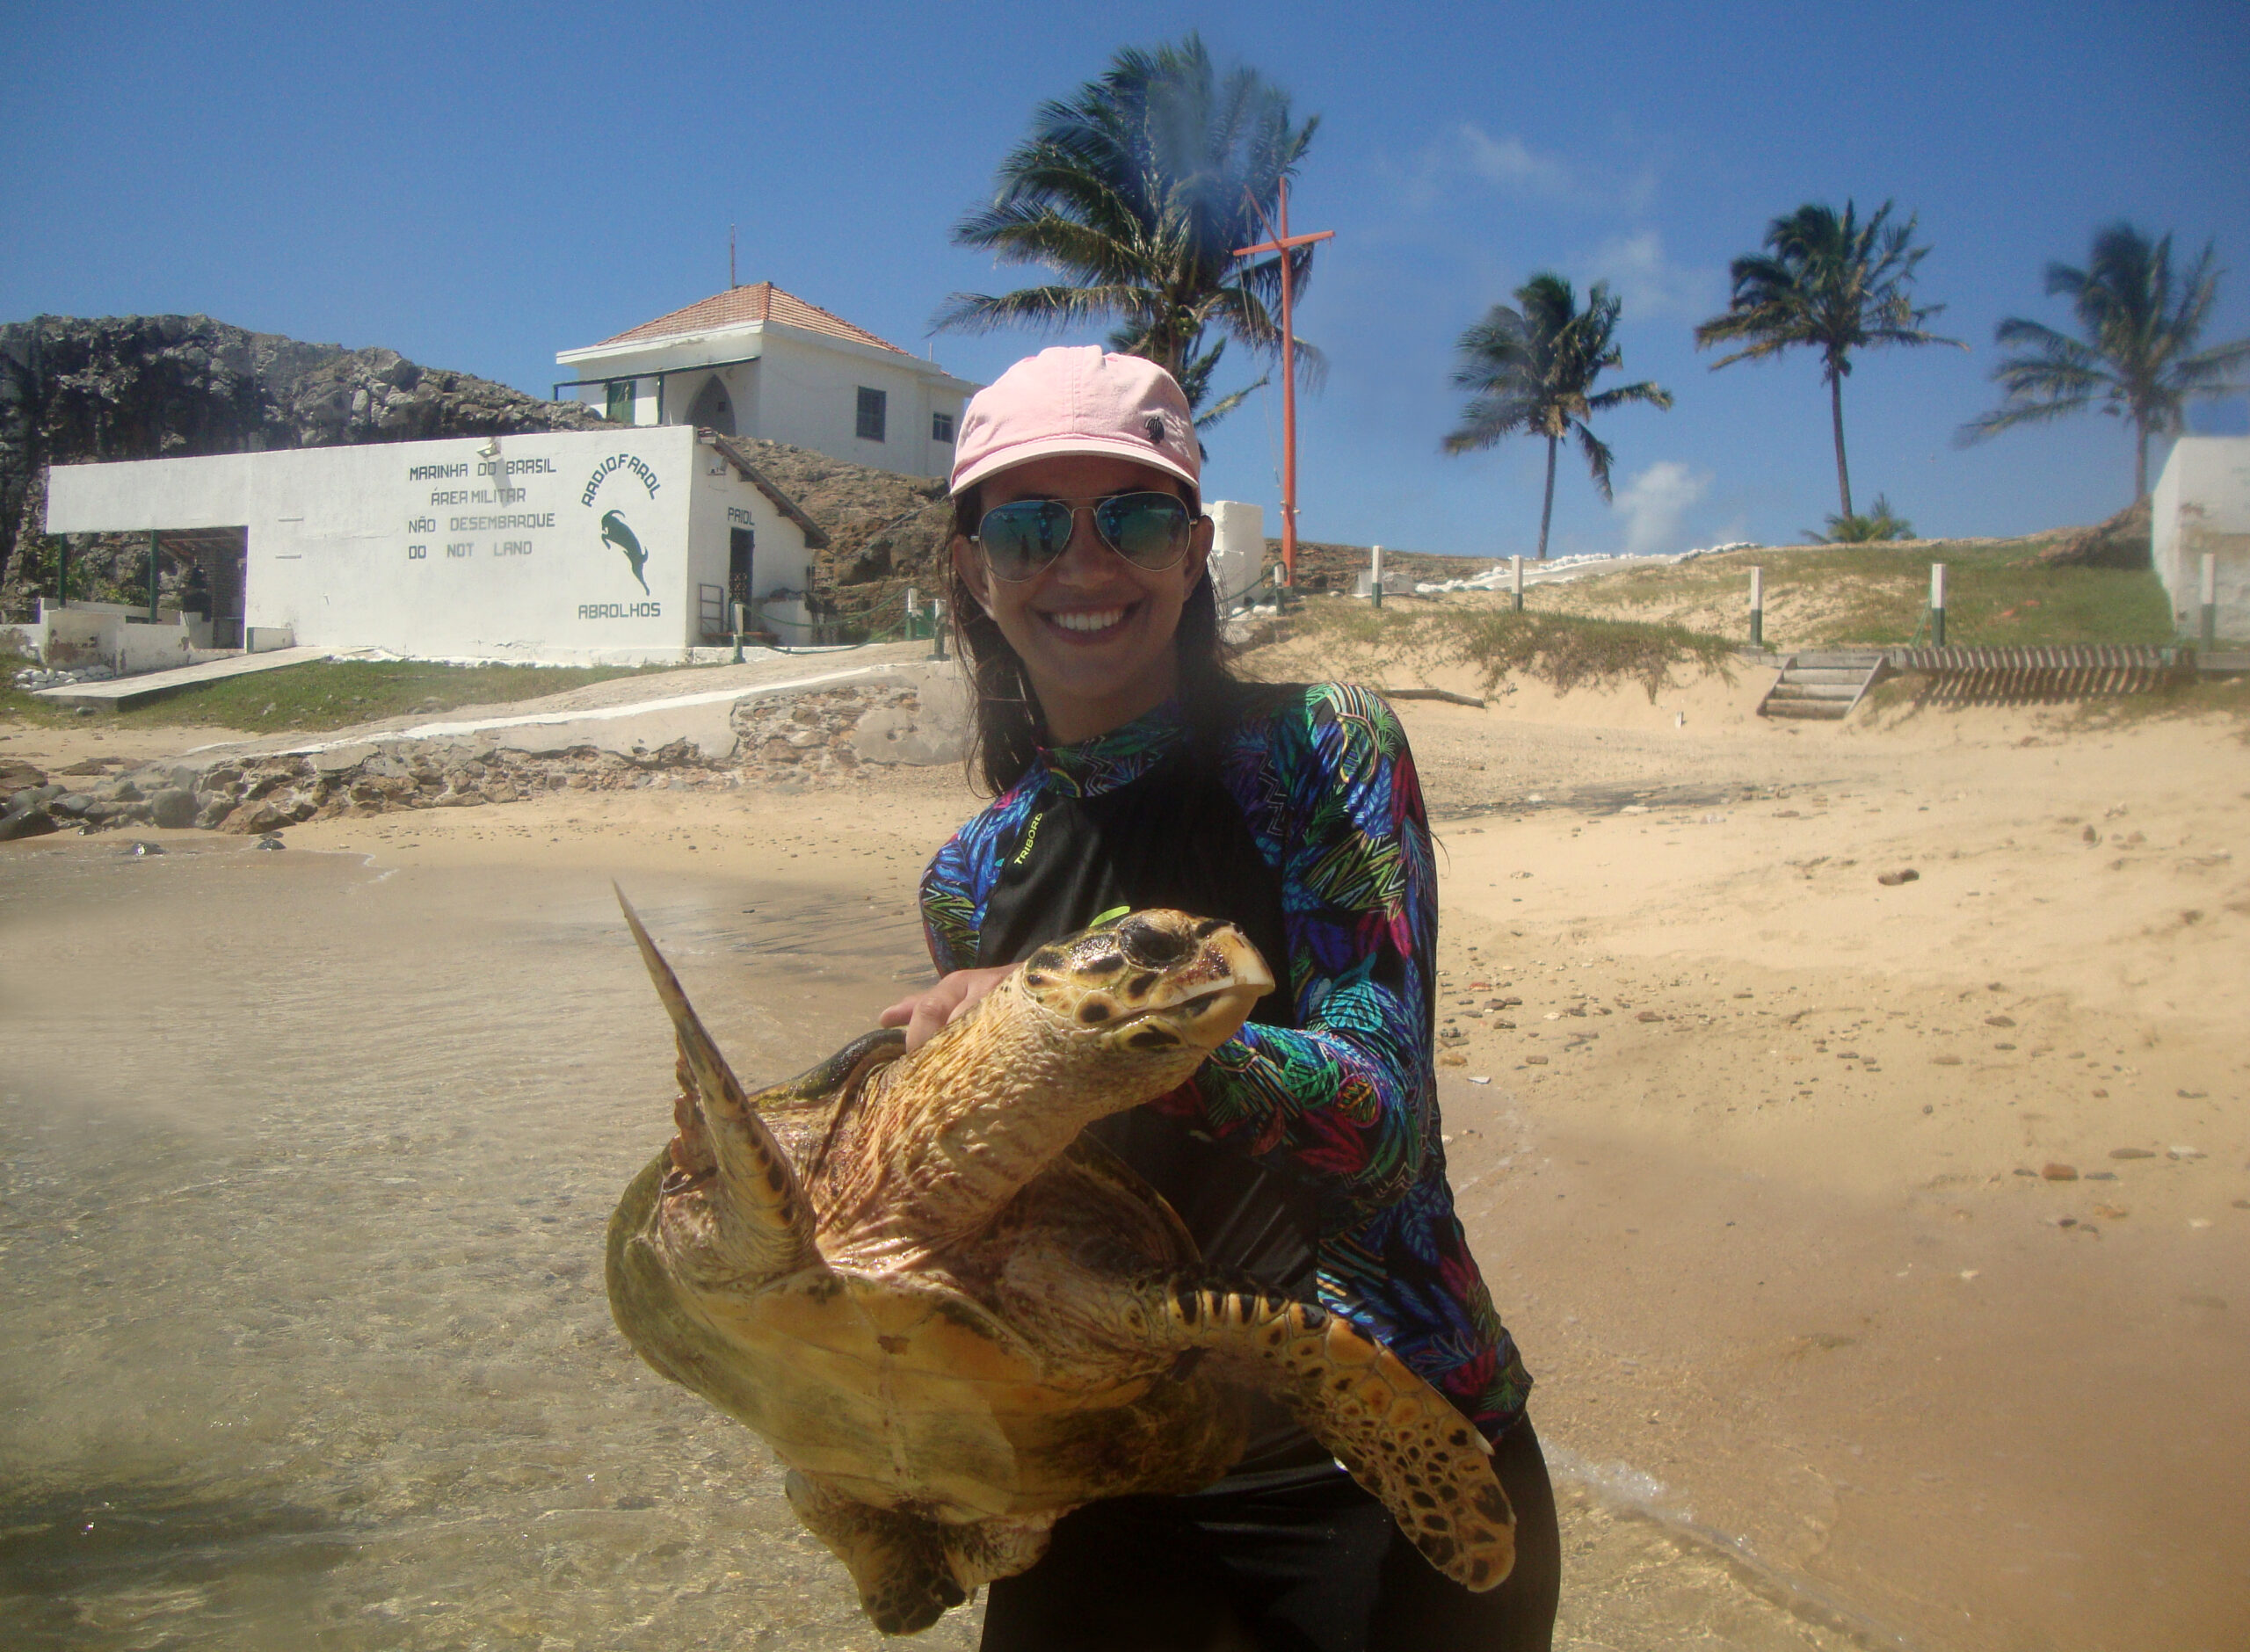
<box><xmin>879</xmin><ymin>966</ymin><xmax>1013</xmax><ymax>1053</ymax></box>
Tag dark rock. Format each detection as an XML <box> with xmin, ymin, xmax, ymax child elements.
<box><xmin>126</xmin><ymin>839</ymin><xmax>164</xmax><ymax>856</ymax></box>
<box><xmin>2108</xmin><ymin>1147</ymin><xmax>2155</xmax><ymax>1159</ymax></box>
<box><xmin>2041</xmin><ymin>1163</ymin><xmax>2079</xmax><ymax>1181</ymax></box>
<box><xmin>149</xmin><ymin>787</ymin><xmax>197</xmax><ymax>829</ymax></box>
<box><xmin>255</xmin><ymin>834</ymin><xmax>285</xmax><ymax>851</ymax></box>
<box><xmin>0</xmin><ymin>757</ymin><xmax>47</xmax><ymax>797</ymax></box>
<box><xmin>0</xmin><ymin>802</ymin><xmax>57</xmax><ymax>840</ymax></box>
<box><xmin>50</xmin><ymin>792</ymin><xmax>93</xmax><ymax>816</ymax></box>
<box><xmin>1876</xmin><ymin>868</ymin><xmax>1920</xmax><ymax>886</ymax></box>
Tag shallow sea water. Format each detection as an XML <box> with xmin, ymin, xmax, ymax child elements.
<box><xmin>1</xmin><ymin>841</ymin><xmax>967</xmax><ymax>1651</ymax></box>
<box><xmin>0</xmin><ymin>840</ymin><xmax>1876</xmax><ymax>1651</ymax></box>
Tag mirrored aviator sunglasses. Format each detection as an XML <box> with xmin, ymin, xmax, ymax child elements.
<box><xmin>976</xmin><ymin>492</ymin><xmax>1192</xmax><ymax>582</ymax></box>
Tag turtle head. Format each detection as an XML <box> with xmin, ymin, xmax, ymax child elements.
<box><xmin>1014</xmin><ymin>910</ymin><xmax>1273</xmax><ymax>1059</ymax></box>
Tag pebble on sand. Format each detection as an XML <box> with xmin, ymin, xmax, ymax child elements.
<box><xmin>2042</xmin><ymin>1163</ymin><xmax>2079</xmax><ymax>1181</ymax></box>
<box><xmin>1876</xmin><ymin>868</ymin><xmax>1919</xmax><ymax>886</ymax></box>
<box><xmin>2109</xmin><ymin>1147</ymin><xmax>2155</xmax><ymax>1159</ymax></box>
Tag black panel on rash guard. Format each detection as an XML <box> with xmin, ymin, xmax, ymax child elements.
<box><xmin>974</xmin><ymin>748</ymin><xmax>1334</xmax><ymax>1478</ymax></box>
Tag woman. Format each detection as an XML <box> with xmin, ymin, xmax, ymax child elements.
<box><xmin>882</xmin><ymin>347</ymin><xmax>1559</xmax><ymax>1652</ymax></box>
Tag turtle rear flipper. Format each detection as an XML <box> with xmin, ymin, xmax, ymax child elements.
<box><xmin>1138</xmin><ymin>1278</ymin><xmax>1516</xmax><ymax>1591</ymax></box>
<box><xmin>787</xmin><ymin>1472</ymin><xmax>1056</xmax><ymax>1634</ymax></box>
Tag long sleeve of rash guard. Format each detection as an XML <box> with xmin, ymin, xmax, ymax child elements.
<box><xmin>1151</xmin><ymin>684</ymin><xmax>1436</xmax><ymax>1208</ymax></box>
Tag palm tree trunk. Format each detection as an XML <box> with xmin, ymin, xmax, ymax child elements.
<box><xmin>1538</xmin><ymin>434</ymin><xmax>1557</xmax><ymax>561</ymax></box>
<box><xmin>1829</xmin><ymin>368</ymin><xmax>1853</xmax><ymax>518</ymax></box>
<box><xmin>2134</xmin><ymin>421</ymin><xmax>2148</xmax><ymax>500</ymax></box>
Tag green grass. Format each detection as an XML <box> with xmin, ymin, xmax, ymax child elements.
<box><xmin>1564</xmin><ymin>541</ymin><xmax>2176</xmax><ymax>648</ymax></box>
<box><xmin>0</xmin><ymin>654</ymin><xmax>692</xmax><ymax>735</ymax></box>
<box><xmin>1272</xmin><ymin>600</ymin><xmax>1738</xmax><ymax>700</ymax></box>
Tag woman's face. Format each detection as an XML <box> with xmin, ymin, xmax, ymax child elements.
<box><xmin>951</xmin><ymin>453</ymin><xmax>1213</xmax><ymax>744</ymax></box>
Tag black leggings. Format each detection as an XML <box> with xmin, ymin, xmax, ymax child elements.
<box><xmin>979</xmin><ymin>1416</ymin><xmax>1561</xmax><ymax>1652</ymax></box>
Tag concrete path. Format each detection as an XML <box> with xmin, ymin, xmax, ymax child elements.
<box><xmin>32</xmin><ymin>646</ymin><xmax>361</xmax><ymax>709</ymax></box>
<box><xmin>173</xmin><ymin>640</ymin><xmax>954</xmax><ymax>764</ymax></box>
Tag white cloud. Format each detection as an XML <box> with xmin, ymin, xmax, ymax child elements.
<box><xmin>1611</xmin><ymin>460</ymin><xmax>1709</xmax><ymax>558</ymax></box>
<box><xmin>1574</xmin><ymin>230</ymin><xmax>1717</xmax><ymax>321</ymax></box>
<box><xmin>1454</xmin><ymin>125</ymin><xmax>1575</xmax><ymax>197</ymax></box>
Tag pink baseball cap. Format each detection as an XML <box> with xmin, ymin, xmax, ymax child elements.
<box><xmin>949</xmin><ymin>346</ymin><xmax>1200</xmax><ymax>496</ymax></box>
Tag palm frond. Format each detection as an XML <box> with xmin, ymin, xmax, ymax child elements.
<box><xmin>1961</xmin><ymin>221</ymin><xmax>2250</xmax><ymax>474</ymax></box>
<box><xmin>935</xmin><ymin>32</ymin><xmax>1319</xmax><ymax>417</ymax></box>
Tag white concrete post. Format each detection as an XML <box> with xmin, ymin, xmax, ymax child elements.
<box><xmin>1749</xmin><ymin>566</ymin><xmax>1764</xmax><ymax>648</ymax></box>
<box><xmin>1370</xmin><ymin>544</ymin><xmax>1385</xmax><ymax>609</ymax></box>
<box><xmin>2202</xmin><ymin>552</ymin><xmax>2218</xmax><ymax>650</ymax></box>
<box><xmin>1512</xmin><ymin>554</ymin><xmax>1524</xmax><ymax>613</ymax></box>
<box><xmin>1930</xmin><ymin>562</ymin><xmax>1948</xmax><ymax>648</ymax></box>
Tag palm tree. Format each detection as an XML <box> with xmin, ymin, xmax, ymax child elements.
<box><xmin>1957</xmin><ymin>223</ymin><xmax>2250</xmax><ymax>500</ymax></box>
<box><xmin>1807</xmin><ymin>494</ymin><xmax>1914</xmax><ymax>544</ymax></box>
<box><xmin>1695</xmin><ymin>200</ymin><xmax>1962</xmax><ymax>518</ymax></box>
<box><xmin>1442</xmin><ymin>274</ymin><xmax>1673</xmax><ymax>561</ymax></box>
<box><xmin>933</xmin><ymin>34</ymin><xmax>1317</xmax><ymax>426</ymax></box>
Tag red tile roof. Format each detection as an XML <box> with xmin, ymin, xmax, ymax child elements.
<box><xmin>592</xmin><ymin>282</ymin><xmax>912</xmax><ymax>356</ymax></box>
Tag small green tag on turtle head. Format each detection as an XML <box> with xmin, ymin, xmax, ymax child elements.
<box><xmin>1089</xmin><ymin>905</ymin><xmax>1131</xmax><ymax>930</ymax></box>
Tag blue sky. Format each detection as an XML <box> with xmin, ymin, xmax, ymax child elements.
<box><xmin>6</xmin><ymin>1</ymin><xmax>2246</xmax><ymax>559</ymax></box>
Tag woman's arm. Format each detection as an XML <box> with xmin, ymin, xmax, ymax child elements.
<box><xmin>1157</xmin><ymin>685</ymin><xmax>1437</xmax><ymax>1207</ymax></box>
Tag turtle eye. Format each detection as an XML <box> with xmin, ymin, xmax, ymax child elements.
<box><xmin>1116</xmin><ymin>917</ymin><xmax>1193</xmax><ymax>968</ymax></box>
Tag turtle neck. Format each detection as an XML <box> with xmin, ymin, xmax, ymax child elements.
<box><xmin>1037</xmin><ymin>697</ymin><xmax>1188</xmax><ymax>800</ymax></box>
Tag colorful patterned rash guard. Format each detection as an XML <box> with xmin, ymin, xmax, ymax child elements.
<box><xmin>918</xmin><ymin>681</ymin><xmax>1532</xmax><ymax>1446</ymax></box>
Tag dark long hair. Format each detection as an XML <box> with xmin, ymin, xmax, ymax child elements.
<box><xmin>947</xmin><ymin>483</ymin><xmax>1236</xmax><ymax>794</ymax></box>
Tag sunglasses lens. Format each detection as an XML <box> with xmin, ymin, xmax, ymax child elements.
<box><xmin>1094</xmin><ymin>493</ymin><xmax>1190</xmax><ymax>568</ymax></box>
<box><xmin>978</xmin><ymin>501</ymin><xmax>1072</xmax><ymax>580</ymax></box>
<box><xmin>976</xmin><ymin>493</ymin><xmax>1190</xmax><ymax>578</ymax></box>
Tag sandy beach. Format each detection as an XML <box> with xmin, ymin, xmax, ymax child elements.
<box><xmin>2</xmin><ymin>649</ymin><xmax>2244</xmax><ymax>1652</ymax></box>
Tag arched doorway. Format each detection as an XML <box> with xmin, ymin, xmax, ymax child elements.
<box><xmin>684</xmin><ymin>373</ymin><xmax>735</xmax><ymax>435</ymax></box>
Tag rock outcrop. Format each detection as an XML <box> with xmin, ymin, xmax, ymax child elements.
<box><xmin>2038</xmin><ymin>496</ymin><xmax>2151</xmax><ymax>569</ymax></box>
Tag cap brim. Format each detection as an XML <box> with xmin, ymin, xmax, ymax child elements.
<box><xmin>952</xmin><ymin>432</ymin><xmax>1198</xmax><ymax>497</ymax></box>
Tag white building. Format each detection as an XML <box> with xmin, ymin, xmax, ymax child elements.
<box><xmin>41</xmin><ymin>426</ymin><xmax>830</xmax><ymax>665</ymax></box>
<box><xmin>554</xmin><ymin>283</ymin><xmax>979</xmax><ymax>481</ymax></box>
<box><xmin>2152</xmin><ymin>437</ymin><xmax>2250</xmax><ymax>641</ymax></box>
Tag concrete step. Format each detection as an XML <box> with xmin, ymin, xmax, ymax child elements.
<box><xmin>1769</xmin><ymin>683</ymin><xmax>1859</xmax><ymax>699</ymax></box>
<box><xmin>1791</xmin><ymin>650</ymin><xmax>1883</xmax><ymax>669</ymax></box>
<box><xmin>1780</xmin><ymin>668</ymin><xmax>1868</xmax><ymax>685</ymax></box>
<box><xmin>1762</xmin><ymin>697</ymin><xmax>1851</xmax><ymax>719</ymax></box>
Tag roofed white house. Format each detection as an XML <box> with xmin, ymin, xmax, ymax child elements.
<box><xmin>555</xmin><ymin>283</ymin><xmax>978</xmax><ymax>480</ymax></box>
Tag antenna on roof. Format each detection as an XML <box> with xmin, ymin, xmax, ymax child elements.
<box><xmin>729</xmin><ymin>224</ymin><xmax>737</xmax><ymax>290</ymax></box>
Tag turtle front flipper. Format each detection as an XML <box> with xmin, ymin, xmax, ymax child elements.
<box><xmin>1136</xmin><ymin>1278</ymin><xmax>1516</xmax><ymax>1592</ymax></box>
<box><xmin>786</xmin><ymin>1472</ymin><xmax>1056</xmax><ymax>1635</ymax></box>
<box><xmin>615</xmin><ymin>887</ymin><xmax>819</xmax><ymax>1280</ymax></box>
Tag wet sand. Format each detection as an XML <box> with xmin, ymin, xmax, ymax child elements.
<box><xmin>2</xmin><ymin>670</ymin><xmax>2245</xmax><ymax>1650</ymax></box>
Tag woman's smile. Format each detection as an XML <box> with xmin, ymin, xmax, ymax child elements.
<box><xmin>953</xmin><ymin>453</ymin><xmax>1211</xmax><ymax>743</ymax></box>
<box><xmin>1042</xmin><ymin>604</ymin><xmax>1132</xmax><ymax>636</ymax></box>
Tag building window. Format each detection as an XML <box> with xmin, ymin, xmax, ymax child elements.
<box><xmin>856</xmin><ymin>387</ymin><xmax>887</xmax><ymax>443</ymax></box>
<box><xmin>605</xmin><ymin>380</ymin><xmax>635</xmax><ymax>424</ymax></box>
<box><xmin>932</xmin><ymin>410</ymin><xmax>955</xmax><ymax>443</ymax></box>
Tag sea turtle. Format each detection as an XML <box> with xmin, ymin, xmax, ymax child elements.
<box><xmin>606</xmin><ymin>894</ymin><xmax>1516</xmax><ymax>1635</ymax></box>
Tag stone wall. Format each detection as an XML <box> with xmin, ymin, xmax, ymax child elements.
<box><xmin>0</xmin><ymin>679</ymin><xmax>969</xmax><ymax>842</ymax></box>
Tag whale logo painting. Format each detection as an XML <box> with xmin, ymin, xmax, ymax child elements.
<box><xmin>600</xmin><ymin>510</ymin><xmax>650</xmax><ymax>594</ymax></box>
